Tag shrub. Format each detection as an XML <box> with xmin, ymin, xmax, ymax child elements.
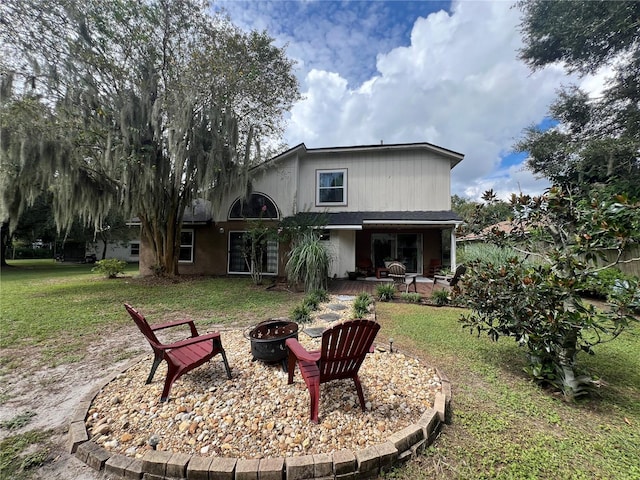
<box><xmin>92</xmin><ymin>259</ymin><xmax>127</xmax><ymax>278</ymax></box>
<box><xmin>352</xmin><ymin>292</ymin><xmax>372</xmax><ymax>318</ymax></box>
<box><xmin>375</xmin><ymin>283</ymin><xmax>396</xmax><ymax>302</ymax></box>
<box><xmin>431</xmin><ymin>289</ymin><xmax>450</xmax><ymax>306</ymax></box>
<box><xmin>285</xmin><ymin>231</ymin><xmax>331</xmax><ymax>293</ymax></box>
<box><xmin>291</xmin><ymin>304</ymin><xmax>311</xmax><ymax>324</ymax></box>
<box><xmin>310</xmin><ymin>289</ymin><xmax>329</xmax><ymax>303</ymax></box>
<box><xmin>577</xmin><ymin>267</ymin><xmax>635</xmax><ymax>300</ymax></box>
<box><xmin>400</xmin><ymin>292</ymin><xmax>422</xmax><ymax>303</ymax></box>
<box><xmin>303</xmin><ymin>289</ymin><xmax>329</xmax><ymax>311</ymax></box>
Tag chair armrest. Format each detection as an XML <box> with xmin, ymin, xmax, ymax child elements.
<box><xmin>160</xmin><ymin>332</ymin><xmax>221</xmax><ymax>350</ymax></box>
<box><xmin>285</xmin><ymin>338</ymin><xmax>320</xmax><ymax>363</ymax></box>
<box><xmin>151</xmin><ymin>318</ymin><xmax>199</xmax><ymax>337</ymax></box>
<box><xmin>150</xmin><ymin>318</ymin><xmax>196</xmax><ymax>331</ymax></box>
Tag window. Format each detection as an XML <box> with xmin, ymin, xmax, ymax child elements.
<box><xmin>316</xmin><ymin>169</ymin><xmax>347</xmax><ymax>206</ymax></box>
<box><xmin>229</xmin><ymin>193</ymin><xmax>278</xmax><ymax>219</ymax></box>
<box><xmin>179</xmin><ymin>230</ymin><xmax>194</xmax><ymax>263</ymax></box>
<box><xmin>228</xmin><ymin>232</ymin><xmax>278</xmax><ymax>275</ymax></box>
<box><xmin>130</xmin><ymin>242</ymin><xmax>140</xmax><ymax>257</ymax></box>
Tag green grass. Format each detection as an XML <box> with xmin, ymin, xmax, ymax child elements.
<box><xmin>1</xmin><ymin>260</ymin><xmax>639</xmax><ymax>479</ymax></box>
<box><xmin>0</xmin><ymin>430</ymin><xmax>52</xmax><ymax>480</ymax></box>
<box><xmin>376</xmin><ymin>303</ymin><xmax>640</xmax><ymax>480</ymax></box>
<box><xmin>0</xmin><ymin>260</ymin><xmax>303</xmax><ymax>367</ymax></box>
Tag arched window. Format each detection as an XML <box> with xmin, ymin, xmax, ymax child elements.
<box><xmin>228</xmin><ymin>193</ymin><xmax>278</xmax><ymax>220</ymax></box>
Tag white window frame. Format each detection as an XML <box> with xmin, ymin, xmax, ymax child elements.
<box><xmin>129</xmin><ymin>242</ymin><xmax>140</xmax><ymax>257</ymax></box>
<box><xmin>178</xmin><ymin>229</ymin><xmax>194</xmax><ymax>263</ymax></box>
<box><xmin>316</xmin><ymin>169</ymin><xmax>347</xmax><ymax>206</ymax></box>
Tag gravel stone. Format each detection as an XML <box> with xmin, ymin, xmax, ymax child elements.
<box><xmin>87</xmin><ymin>296</ymin><xmax>441</xmax><ymax>460</ymax></box>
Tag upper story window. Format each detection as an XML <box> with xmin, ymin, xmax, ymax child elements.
<box><xmin>229</xmin><ymin>193</ymin><xmax>278</xmax><ymax>219</ymax></box>
<box><xmin>316</xmin><ymin>169</ymin><xmax>347</xmax><ymax>206</ymax></box>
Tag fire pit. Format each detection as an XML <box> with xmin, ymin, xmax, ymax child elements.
<box><xmin>246</xmin><ymin>319</ymin><xmax>299</xmax><ymax>369</ymax></box>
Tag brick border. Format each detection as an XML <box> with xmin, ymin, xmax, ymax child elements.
<box><xmin>70</xmin><ymin>357</ymin><xmax>452</xmax><ymax>480</ymax></box>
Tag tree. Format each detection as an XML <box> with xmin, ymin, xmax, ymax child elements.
<box><xmin>0</xmin><ymin>0</ymin><xmax>300</xmax><ymax>275</ymax></box>
<box><xmin>516</xmin><ymin>1</ymin><xmax>640</xmax><ymax>196</ymax></box>
<box><xmin>458</xmin><ymin>2</ymin><xmax>640</xmax><ymax>400</ymax></box>
<box><xmin>458</xmin><ymin>188</ymin><xmax>640</xmax><ymax>401</ymax></box>
<box><xmin>452</xmin><ymin>191</ymin><xmax>512</xmax><ymax>235</ymax></box>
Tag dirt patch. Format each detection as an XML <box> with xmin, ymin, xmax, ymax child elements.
<box><xmin>0</xmin><ymin>326</ymin><xmax>145</xmax><ymax>479</ymax></box>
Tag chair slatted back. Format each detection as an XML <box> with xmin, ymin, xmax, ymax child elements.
<box><xmin>319</xmin><ymin>320</ymin><xmax>380</xmax><ymax>381</ymax></box>
<box><xmin>387</xmin><ymin>262</ymin><xmax>406</xmax><ymax>276</ymax></box>
<box><xmin>125</xmin><ymin>303</ymin><xmax>162</xmax><ymax>349</ymax></box>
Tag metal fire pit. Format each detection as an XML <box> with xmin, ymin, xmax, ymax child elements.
<box><xmin>246</xmin><ymin>319</ymin><xmax>298</xmax><ymax>368</ymax></box>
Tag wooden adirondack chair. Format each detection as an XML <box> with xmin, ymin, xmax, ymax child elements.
<box><xmin>285</xmin><ymin>319</ymin><xmax>380</xmax><ymax>423</ymax></box>
<box><xmin>124</xmin><ymin>303</ymin><xmax>231</xmax><ymax>402</ymax></box>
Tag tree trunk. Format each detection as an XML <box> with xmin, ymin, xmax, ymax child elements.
<box><xmin>0</xmin><ymin>222</ymin><xmax>9</xmax><ymax>268</ymax></box>
<box><xmin>141</xmin><ymin>217</ymin><xmax>180</xmax><ymax>277</ymax></box>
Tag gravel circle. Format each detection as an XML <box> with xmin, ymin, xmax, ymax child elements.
<box><xmin>87</xmin><ymin>296</ymin><xmax>442</xmax><ymax>460</ymax></box>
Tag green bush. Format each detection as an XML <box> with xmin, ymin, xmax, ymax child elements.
<box><xmin>375</xmin><ymin>283</ymin><xmax>396</xmax><ymax>302</ymax></box>
<box><xmin>302</xmin><ymin>289</ymin><xmax>329</xmax><ymax>311</ymax></box>
<box><xmin>352</xmin><ymin>292</ymin><xmax>372</xmax><ymax>318</ymax></box>
<box><xmin>577</xmin><ymin>267</ymin><xmax>635</xmax><ymax>299</ymax></box>
<box><xmin>285</xmin><ymin>231</ymin><xmax>331</xmax><ymax>293</ymax></box>
<box><xmin>400</xmin><ymin>292</ymin><xmax>422</xmax><ymax>303</ymax></box>
<box><xmin>92</xmin><ymin>259</ymin><xmax>127</xmax><ymax>278</ymax></box>
<box><xmin>458</xmin><ymin>242</ymin><xmax>530</xmax><ymax>266</ymax></box>
<box><xmin>431</xmin><ymin>289</ymin><xmax>450</xmax><ymax>306</ymax></box>
<box><xmin>291</xmin><ymin>304</ymin><xmax>311</xmax><ymax>324</ymax></box>
<box><xmin>310</xmin><ymin>289</ymin><xmax>329</xmax><ymax>303</ymax></box>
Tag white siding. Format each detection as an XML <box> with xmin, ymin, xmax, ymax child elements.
<box><xmin>324</xmin><ymin>230</ymin><xmax>356</xmax><ymax>278</ymax></box>
<box><xmin>215</xmin><ymin>156</ymin><xmax>299</xmax><ymax>221</ymax></box>
<box><xmin>297</xmin><ymin>149</ymin><xmax>452</xmax><ymax>213</ymax></box>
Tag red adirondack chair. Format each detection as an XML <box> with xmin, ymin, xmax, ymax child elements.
<box><xmin>285</xmin><ymin>319</ymin><xmax>380</xmax><ymax>423</ymax></box>
<box><xmin>124</xmin><ymin>303</ymin><xmax>231</xmax><ymax>402</ymax></box>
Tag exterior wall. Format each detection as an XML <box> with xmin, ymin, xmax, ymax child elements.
<box><xmin>87</xmin><ymin>241</ymin><xmax>140</xmax><ymax>263</ymax></box>
<box><xmin>325</xmin><ymin>230</ymin><xmax>356</xmax><ymax>279</ymax></box>
<box><xmin>214</xmin><ymin>156</ymin><xmax>299</xmax><ymax>223</ymax></box>
<box><xmin>296</xmin><ymin>149</ymin><xmax>452</xmax><ymax>213</ymax></box>
<box><xmin>177</xmin><ymin>225</ymin><xmax>229</xmax><ymax>276</ymax></box>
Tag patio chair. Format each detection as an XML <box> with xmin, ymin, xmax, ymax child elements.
<box><xmin>387</xmin><ymin>261</ymin><xmax>417</xmax><ymax>293</ymax></box>
<box><xmin>124</xmin><ymin>303</ymin><xmax>231</xmax><ymax>402</ymax></box>
<box><xmin>285</xmin><ymin>319</ymin><xmax>380</xmax><ymax>423</ymax></box>
<box><xmin>427</xmin><ymin>258</ymin><xmax>442</xmax><ymax>278</ymax></box>
<box><xmin>356</xmin><ymin>257</ymin><xmax>375</xmax><ymax>277</ymax></box>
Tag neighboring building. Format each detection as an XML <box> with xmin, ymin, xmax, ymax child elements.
<box><xmin>138</xmin><ymin>142</ymin><xmax>464</xmax><ymax>278</ymax></box>
<box><xmin>86</xmin><ymin>239</ymin><xmax>141</xmax><ymax>263</ymax></box>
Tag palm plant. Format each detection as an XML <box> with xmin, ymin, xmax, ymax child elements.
<box><xmin>285</xmin><ymin>231</ymin><xmax>331</xmax><ymax>293</ymax></box>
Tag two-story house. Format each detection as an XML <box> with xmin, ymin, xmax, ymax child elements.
<box><xmin>138</xmin><ymin>142</ymin><xmax>464</xmax><ymax>279</ymax></box>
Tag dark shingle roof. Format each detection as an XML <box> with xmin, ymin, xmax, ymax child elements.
<box><xmin>288</xmin><ymin>211</ymin><xmax>462</xmax><ymax>227</ymax></box>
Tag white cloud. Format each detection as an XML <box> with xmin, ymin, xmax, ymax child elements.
<box><xmin>217</xmin><ymin>1</ymin><xmax>594</xmax><ymax>198</ymax></box>
<box><xmin>284</xmin><ymin>1</ymin><xmax>570</xmax><ymax>198</ymax></box>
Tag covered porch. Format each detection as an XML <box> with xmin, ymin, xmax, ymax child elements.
<box><xmin>303</xmin><ymin>211</ymin><xmax>462</xmax><ymax>279</ymax></box>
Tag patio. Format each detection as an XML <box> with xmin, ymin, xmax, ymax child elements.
<box><xmin>327</xmin><ymin>277</ymin><xmax>440</xmax><ymax>296</ymax></box>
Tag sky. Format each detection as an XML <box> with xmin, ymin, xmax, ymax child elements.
<box><xmin>212</xmin><ymin>0</ymin><xmax>602</xmax><ymax>200</ymax></box>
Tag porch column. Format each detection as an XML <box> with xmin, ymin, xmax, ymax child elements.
<box><xmin>450</xmin><ymin>228</ymin><xmax>457</xmax><ymax>270</ymax></box>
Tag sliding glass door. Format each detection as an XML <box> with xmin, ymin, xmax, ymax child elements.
<box><xmin>371</xmin><ymin>233</ymin><xmax>422</xmax><ymax>273</ymax></box>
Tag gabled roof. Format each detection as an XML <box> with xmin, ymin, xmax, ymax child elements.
<box><xmin>289</xmin><ymin>211</ymin><xmax>462</xmax><ymax>230</ymax></box>
<box><xmin>253</xmin><ymin>141</ymin><xmax>464</xmax><ymax>171</ymax></box>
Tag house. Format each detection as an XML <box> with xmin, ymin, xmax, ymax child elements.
<box><xmin>85</xmin><ymin>239</ymin><xmax>141</xmax><ymax>263</ymax></box>
<box><xmin>138</xmin><ymin>142</ymin><xmax>464</xmax><ymax>278</ymax></box>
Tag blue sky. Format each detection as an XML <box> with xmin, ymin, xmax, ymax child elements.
<box><xmin>212</xmin><ymin>0</ymin><xmax>603</xmax><ymax>200</ymax></box>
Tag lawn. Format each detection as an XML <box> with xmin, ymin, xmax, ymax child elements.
<box><xmin>1</xmin><ymin>260</ymin><xmax>639</xmax><ymax>479</ymax></box>
<box><xmin>376</xmin><ymin>303</ymin><xmax>640</xmax><ymax>480</ymax></box>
